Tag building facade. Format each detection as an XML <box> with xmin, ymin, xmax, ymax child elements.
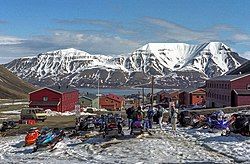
<box><xmin>79</xmin><ymin>93</ymin><xmax>97</xmax><ymax>108</ymax></box>
<box><xmin>99</xmin><ymin>94</ymin><xmax>125</xmax><ymax>111</ymax></box>
<box><xmin>179</xmin><ymin>88</ymin><xmax>206</xmax><ymax>106</ymax></box>
<box><xmin>231</xmin><ymin>90</ymin><xmax>250</xmax><ymax>106</ymax></box>
<box><xmin>206</xmin><ymin>74</ymin><xmax>250</xmax><ymax>108</ymax></box>
<box><xmin>190</xmin><ymin>88</ymin><xmax>206</xmax><ymax>105</ymax></box>
<box><xmin>29</xmin><ymin>87</ymin><xmax>79</xmax><ymax>112</ymax></box>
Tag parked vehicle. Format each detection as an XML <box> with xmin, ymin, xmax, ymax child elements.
<box><xmin>0</xmin><ymin>120</ymin><xmax>19</xmax><ymax>132</ymax></box>
<box><xmin>20</xmin><ymin>108</ymin><xmax>47</xmax><ymax>122</ymax></box>
<box><xmin>114</xmin><ymin>113</ymin><xmax>125</xmax><ymax>126</ymax></box>
<box><xmin>76</xmin><ymin>116</ymin><xmax>96</xmax><ymax>131</ymax></box>
<box><xmin>33</xmin><ymin>127</ymin><xmax>65</xmax><ymax>152</ymax></box>
<box><xmin>230</xmin><ymin>111</ymin><xmax>250</xmax><ymax>136</ymax></box>
<box><xmin>103</xmin><ymin>116</ymin><xmax>123</xmax><ymax>138</ymax></box>
<box><xmin>24</xmin><ymin>127</ymin><xmax>40</xmax><ymax>146</ymax></box>
<box><xmin>86</xmin><ymin>107</ymin><xmax>94</xmax><ymax>113</ymax></box>
<box><xmin>178</xmin><ymin>111</ymin><xmax>193</xmax><ymax>127</ymax></box>
<box><xmin>206</xmin><ymin>111</ymin><xmax>231</xmax><ymax>135</ymax></box>
<box><xmin>130</xmin><ymin>120</ymin><xmax>143</xmax><ymax>135</ymax></box>
<box><xmin>94</xmin><ymin>115</ymin><xmax>107</xmax><ymax>131</ymax></box>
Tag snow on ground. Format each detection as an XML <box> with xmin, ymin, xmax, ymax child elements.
<box><xmin>45</xmin><ymin>109</ymin><xmax>97</xmax><ymax>116</ymax></box>
<box><xmin>0</xmin><ymin>110</ymin><xmax>21</xmax><ymax>115</ymax></box>
<box><xmin>0</xmin><ymin>127</ymin><xmax>237</xmax><ymax>164</ymax></box>
<box><xmin>176</xmin><ymin>127</ymin><xmax>250</xmax><ymax>163</ymax></box>
<box><xmin>0</xmin><ymin>102</ymin><xmax>29</xmax><ymax>106</ymax></box>
<box><xmin>0</xmin><ymin>117</ymin><xmax>8</xmax><ymax>120</ymax></box>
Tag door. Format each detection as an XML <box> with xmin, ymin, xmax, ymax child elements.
<box><xmin>231</xmin><ymin>91</ymin><xmax>236</xmax><ymax>107</ymax></box>
<box><xmin>212</xmin><ymin>102</ymin><xmax>215</xmax><ymax>108</ymax></box>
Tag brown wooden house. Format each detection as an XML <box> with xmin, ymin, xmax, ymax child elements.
<box><xmin>99</xmin><ymin>94</ymin><xmax>125</xmax><ymax>111</ymax></box>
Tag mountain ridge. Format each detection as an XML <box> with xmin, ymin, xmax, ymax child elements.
<box><xmin>4</xmin><ymin>42</ymin><xmax>247</xmax><ymax>89</ymax></box>
<box><xmin>0</xmin><ymin>65</ymin><xmax>36</xmax><ymax>99</ymax></box>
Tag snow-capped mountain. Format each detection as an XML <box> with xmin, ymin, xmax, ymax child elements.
<box><xmin>4</xmin><ymin>42</ymin><xmax>246</xmax><ymax>88</ymax></box>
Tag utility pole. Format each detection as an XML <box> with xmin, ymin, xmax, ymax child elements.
<box><xmin>97</xmin><ymin>74</ymin><xmax>100</xmax><ymax>109</ymax></box>
<box><xmin>142</xmin><ymin>87</ymin><xmax>144</xmax><ymax>109</ymax></box>
<box><xmin>151</xmin><ymin>76</ymin><xmax>154</xmax><ymax>108</ymax></box>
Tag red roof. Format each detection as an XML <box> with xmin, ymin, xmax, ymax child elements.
<box><xmin>105</xmin><ymin>94</ymin><xmax>124</xmax><ymax>103</ymax></box>
<box><xmin>29</xmin><ymin>87</ymin><xmax>78</xmax><ymax>95</ymax></box>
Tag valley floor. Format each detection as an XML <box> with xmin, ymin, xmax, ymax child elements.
<box><xmin>1</xmin><ymin>125</ymin><xmax>249</xmax><ymax>164</ymax></box>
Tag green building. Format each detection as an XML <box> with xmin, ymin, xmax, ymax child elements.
<box><xmin>79</xmin><ymin>93</ymin><xmax>98</xmax><ymax>108</ymax></box>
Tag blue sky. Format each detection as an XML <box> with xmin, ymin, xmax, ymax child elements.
<box><xmin>0</xmin><ymin>0</ymin><xmax>250</xmax><ymax>63</ymax></box>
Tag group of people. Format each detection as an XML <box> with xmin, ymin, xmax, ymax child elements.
<box><xmin>126</xmin><ymin>102</ymin><xmax>178</xmax><ymax>132</ymax></box>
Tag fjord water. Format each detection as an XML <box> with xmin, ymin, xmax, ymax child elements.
<box><xmin>78</xmin><ymin>87</ymin><xmax>163</xmax><ymax>96</ymax></box>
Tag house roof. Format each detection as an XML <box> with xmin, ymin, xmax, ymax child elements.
<box><xmin>105</xmin><ymin>93</ymin><xmax>124</xmax><ymax>102</ymax></box>
<box><xmin>30</xmin><ymin>101</ymin><xmax>60</xmax><ymax>106</ymax></box>
<box><xmin>155</xmin><ymin>90</ymin><xmax>168</xmax><ymax>95</ymax></box>
<box><xmin>190</xmin><ymin>88</ymin><xmax>206</xmax><ymax>94</ymax></box>
<box><xmin>50</xmin><ymin>86</ymin><xmax>78</xmax><ymax>93</ymax></box>
<box><xmin>233</xmin><ymin>89</ymin><xmax>250</xmax><ymax>96</ymax></box>
<box><xmin>81</xmin><ymin>93</ymin><xmax>97</xmax><ymax>100</ymax></box>
<box><xmin>179</xmin><ymin>87</ymin><xmax>197</xmax><ymax>93</ymax></box>
<box><xmin>29</xmin><ymin>86</ymin><xmax>78</xmax><ymax>95</ymax></box>
<box><xmin>207</xmin><ymin>73</ymin><xmax>250</xmax><ymax>82</ymax></box>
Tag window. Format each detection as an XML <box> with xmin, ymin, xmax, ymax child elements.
<box><xmin>105</xmin><ymin>99</ymin><xmax>108</xmax><ymax>102</ymax></box>
<box><xmin>196</xmin><ymin>95</ymin><xmax>199</xmax><ymax>98</ymax></box>
<box><xmin>201</xmin><ymin>95</ymin><xmax>204</xmax><ymax>98</ymax></box>
<box><xmin>43</xmin><ymin>96</ymin><xmax>48</xmax><ymax>101</ymax></box>
<box><xmin>247</xmin><ymin>84</ymin><xmax>250</xmax><ymax>90</ymax></box>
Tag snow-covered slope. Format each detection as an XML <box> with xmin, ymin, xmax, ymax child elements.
<box><xmin>4</xmin><ymin>42</ymin><xmax>246</xmax><ymax>88</ymax></box>
<box><xmin>126</xmin><ymin>42</ymin><xmax>243</xmax><ymax>77</ymax></box>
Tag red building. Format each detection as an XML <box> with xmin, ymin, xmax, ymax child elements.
<box><xmin>206</xmin><ymin>74</ymin><xmax>250</xmax><ymax>108</ymax></box>
<box><xmin>29</xmin><ymin>87</ymin><xmax>79</xmax><ymax>112</ymax></box>
<box><xmin>179</xmin><ymin>88</ymin><xmax>206</xmax><ymax>106</ymax></box>
<box><xmin>99</xmin><ymin>94</ymin><xmax>125</xmax><ymax>111</ymax></box>
<box><xmin>231</xmin><ymin>90</ymin><xmax>250</xmax><ymax>106</ymax></box>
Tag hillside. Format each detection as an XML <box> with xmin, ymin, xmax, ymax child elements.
<box><xmin>0</xmin><ymin>65</ymin><xmax>36</xmax><ymax>99</ymax></box>
<box><xmin>4</xmin><ymin>42</ymin><xmax>247</xmax><ymax>89</ymax></box>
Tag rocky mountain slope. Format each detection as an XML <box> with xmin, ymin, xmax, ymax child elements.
<box><xmin>0</xmin><ymin>65</ymin><xmax>36</xmax><ymax>99</ymax></box>
<box><xmin>4</xmin><ymin>42</ymin><xmax>246</xmax><ymax>89</ymax></box>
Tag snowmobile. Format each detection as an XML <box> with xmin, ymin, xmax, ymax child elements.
<box><xmin>206</xmin><ymin>111</ymin><xmax>231</xmax><ymax>135</ymax></box>
<box><xmin>178</xmin><ymin>111</ymin><xmax>207</xmax><ymax>128</ymax></box>
<box><xmin>76</xmin><ymin>115</ymin><xmax>96</xmax><ymax>131</ymax></box>
<box><xmin>103</xmin><ymin>116</ymin><xmax>124</xmax><ymax>138</ymax></box>
<box><xmin>206</xmin><ymin>117</ymin><xmax>231</xmax><ymax>129</ymax></box>
<box><xmin>94</xmin><ymin>115</ymin><xmax>107</xmax><ymax>131</ymax></box>
<box><xmin>191</xmin><ymin>114</ymin><xmax>207</xmax><ymax>128</ymax></box>
<box><xmin>24</xmin><ymin>127</ymin><xmax>40</xmax><ymax>146</ymax></box>
<box><xmin>130</xmin><ymin>120</ymin><xmax>143</xmax><ymax>135</ymax></box>
<box><xmin>178</xmin><ymin>110</ymin><xmax>193</xmax><ymax>127</ymax></box>
<box><xmin>230</xmin><ymin>112</ymin><xmax>250</xmax><ymax>136</ymax></box>
<box><xmin>33</xmin><ymin>127</ymin><xmax>65</xmax><ymax>152</ymax></box>
<box><xmin>114</xmin><ymin>113</ymin><xmax>126</xmax><ymax>126</ymax></box>
<box><xmin>0</xmin><ymin>120</ymin><xmax>19</xmax><ymax>132</ymax></box>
